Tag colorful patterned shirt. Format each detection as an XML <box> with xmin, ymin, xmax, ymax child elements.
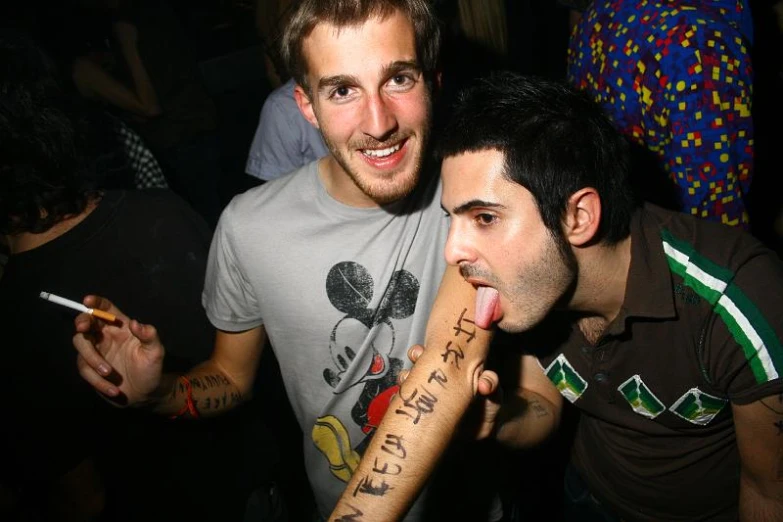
<box><xmin>568</xmin><ymin>0</ymin><xmax>754</xmax><ymax>227</ymax></box>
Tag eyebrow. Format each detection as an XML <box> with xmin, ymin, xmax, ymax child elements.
<box><xmin>443</xmin><ymin>200</ymin><xmax>506</xmax><ymax>215</ymax></box>
<box><xmin>317</xmin><ymin>60</ymin><xmax>421</xmax><ymax>94</ymax></box>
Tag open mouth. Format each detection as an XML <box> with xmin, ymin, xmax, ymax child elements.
<box><xmin>361</xmin><ymin>141</ymin><xmax>403</xmax><ymax>158</ymax></box>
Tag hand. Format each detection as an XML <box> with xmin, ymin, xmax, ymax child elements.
<box><xmin>73</xmin><ymin>295</ymin><xmax>165</xmax><ymax>405</ymax></box>
<box><xmin>400</xmin><ymin>344</ymin><xmax>502</xmax><ymax>440</ymax></box>
<box><xmin>112</xmin><ymin>21</ymin><xmax>138</xmax><ymax>48</ymax></box>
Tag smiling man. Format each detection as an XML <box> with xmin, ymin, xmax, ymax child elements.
<box><xmin>71</xmin><ymin>1</ymin><xmax>502</xmax><ymax>521</ymax></box>
<box><xmin>434</xmin><ymin>73</ymin><xmax>783</xmax><ymax>521</ymax></box>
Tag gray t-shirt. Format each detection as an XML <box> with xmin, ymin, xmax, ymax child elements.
<box><xmin>203</xmin><ymin>160</ymin><xmax>448</xmax><ymax>518</ymax></box>
<box><xmin>245</xmin><ymin>79</ymin><xmax>329</xmax><ymax>181</ymax></box>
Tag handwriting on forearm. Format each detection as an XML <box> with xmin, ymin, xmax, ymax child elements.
<box><xmin>395</xmin><ymin>385</ymin><xmax>438</xmax><ymax>424</ymax></box>
<box><xmin>333</xmin><ymin>505</ymin><xmax>364</xmax><ymax>521</ymax></box>
<box><xmin>353</xmin><ymin>475</ymin><xmax>393</xmax><ymax>497</ymax></box>
<box><xmin>349</xmin><ymin>307</ymin><xmax>481</xmax><ymax>501</ymax></box>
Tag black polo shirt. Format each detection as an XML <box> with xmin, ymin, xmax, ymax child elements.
<box><xmin>532</xmin><ymin>204</ymin><xmax>783</xmax><ymax>521</ymax></box>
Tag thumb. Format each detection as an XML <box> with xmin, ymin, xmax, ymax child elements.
<box><xmin>477</xmin><ymin>370</ymin><xmax>499</xmax><ymax>397</ymax></box>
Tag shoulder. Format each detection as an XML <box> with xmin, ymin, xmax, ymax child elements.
<box><xmin>223</xmin><ymin>161</ymin><xmax>318</xmax><ymax>223</ymax></box>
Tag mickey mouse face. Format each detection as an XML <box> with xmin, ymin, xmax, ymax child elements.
<box><xmin>323</xmin><ymin>262</ymin><xmax>420</xmax><ymax>390</ymax></box>
<box><xmin>324</xmin><ymin>317</ymin><xmax>395</xmax><ymax>389</ymax></box>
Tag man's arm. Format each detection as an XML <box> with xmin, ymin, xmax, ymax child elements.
<box><xmin>733</xmin><ymin>395</ymin><xmax>783</xmax><ymax>521</ymax></box>
<box><xmin>329</xmin><ymin>265</ymin><xmax>492</xmax><ymax>522</ymax></box>
<box><xmin>491</xmin><ymin>353</ymin><xmax>563</xmax><ymax>450</ymax></box>
<box><xmin>151</xmin><ymin>327</ymin><xmax>267</xmax><ymax>418</ymax></box>
<box><xmin>73</xmin><ymin>295</ymin><xmax>266</xmax><ymax>418</ymax></box>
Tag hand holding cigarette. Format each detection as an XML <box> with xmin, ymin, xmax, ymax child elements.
<box><xmin>71</xmin><ymin>295</ymin><xmax>166</xmax><ymax>404</ymax></box>
<box><xmin>40</xmin><ymin>291</ymin><xmax>117</xmax><ymax>323</ymax></box>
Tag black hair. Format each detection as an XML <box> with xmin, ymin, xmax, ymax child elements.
<box><xmin>0</xmin><ymin>29</ymin><xmax>130</xmax><ymax>235</ymax></box>
<box><xmin>437</xmin><ymin>72</ymin><xmax>639</xmax><ymax>244</ymax></box>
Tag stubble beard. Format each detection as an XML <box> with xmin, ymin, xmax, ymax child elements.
<box><xmin>462</xmin><ymin>230</ymin><xmax>577</xmax><ymax>334</ymax></box>
<box><xmin>322</xmin><ymin>115</ymin><xmax>431</xmax><ymax>206</ymax></box>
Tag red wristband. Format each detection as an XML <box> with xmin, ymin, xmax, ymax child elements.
<box><xmin>171</xmin><ymin>376</ymin><xmax>199</xmax><ymax>419</ymax></box>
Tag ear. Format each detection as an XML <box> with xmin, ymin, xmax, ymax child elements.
<box><xmin>293</xmin><ymin>84</ymin><xmax>320</xmax><ymax>129</ymax></box>
<box><xmin>562</xmin><ymin>187</ymin><xmax>601</xmax><ymax>247</ymax></box>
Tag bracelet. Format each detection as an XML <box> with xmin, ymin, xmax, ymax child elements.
<box><xmin>170</xmin><ymin>376</ymin><xmax>200</xmax><ymax>419</ymax></box>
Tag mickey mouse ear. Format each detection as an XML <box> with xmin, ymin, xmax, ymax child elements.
<box><xmin>378</xmin><ymin>270</ymin><xmax>420</xmax><ymax>320</ymax></box>
<box><xmin>326</xmin><ymin>261</ymin><xmax>375</xmax><ymax>315</ymax></box>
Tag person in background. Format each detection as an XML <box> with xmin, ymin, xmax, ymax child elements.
<box><xmin>0</xmin><ymin>29</ymin><xmax>259</xmax><ymax>522</ymax></box>
<box><xmin>68</xmin><ymin>0</ymin><xmax>224</xmax><ymax>227</ymax></box>
<box><xmin>245</xmin><ymin>77</ymin><xmax>328</xmax><ymax>182</ymax></box>
<box><xmin>567</xmin><ymin>0</ymin><xmax>754</xmax><ymax>229</ymax></box>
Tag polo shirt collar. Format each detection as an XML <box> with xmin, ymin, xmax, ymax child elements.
<box><xmin>605</xmin><ymin>205</ymin><xmax>676</xmax><ymax>336</ymax></box>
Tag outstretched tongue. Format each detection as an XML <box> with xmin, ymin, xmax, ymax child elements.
<box><xmin>475</xmin><ymin>286</ymin><xmax>500</xmax><ymax>329</ymax></box>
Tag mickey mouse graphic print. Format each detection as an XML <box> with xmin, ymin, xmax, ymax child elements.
<box><xmin>202</xmin><ymin>160</ymin><xmax>449</xmax><ymax>518</ymax></box>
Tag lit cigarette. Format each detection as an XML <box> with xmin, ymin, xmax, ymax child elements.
<box><xmin>39</xmin><ymin>291</ymin><xmax>117</xmax><ymax>322</ymax></box>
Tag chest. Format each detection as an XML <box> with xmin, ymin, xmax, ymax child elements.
<box><xmin>542</xmin><ymin>313</ymin><xmax>732</xmax><ymax>431</ymax></box>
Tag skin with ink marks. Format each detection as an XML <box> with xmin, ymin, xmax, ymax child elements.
<box><xmin>440</xmin><ymin>341</ymin><xmax>465</xmax><ymax>368</ymax></box>
<box><xmin>333</xmin><ymin>505</ymin><xmax>364</xmax><ymax>522</ymax></box>
<box><xmin>372</xmin><ymin>458</ymin><xmax>402</xmax><ymax>476</ymax></box>
<box><xmin>395</xmin><ymin>385</ymin><xmax>438</xmax><ymax>424</ymax></box>
<box><xmin>353</xmin><ymin>475</ymin><xmax>394</xmax><ymax>497</ymax></box>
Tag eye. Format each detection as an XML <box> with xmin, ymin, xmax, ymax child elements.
<box><xmin>475</xmin><ymin>213</ymin><xmax>496</xmax><ymax>226</ymax></box>
<box><xmin>387</xmin><ymin>73</ymin><xmax>416</xmax><ymax>92</ymax></box>
<box><xmin>328</xmin><ymin>85</ymin><xmax>354</xmax><ymax>101</ymax></box>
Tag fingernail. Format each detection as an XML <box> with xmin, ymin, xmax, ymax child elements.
<box><xmin>98</xmin><ymin>364</ymin><xmax>110</xmax><ymax>376</ymax></box>
<box><xmin>106</xmin><ymin>387</ymin><xmax>119</xmax><ymax>397</ymax></box>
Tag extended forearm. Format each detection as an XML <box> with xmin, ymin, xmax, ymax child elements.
<box><xmin>329</xmin><ymin>267</ymin><xmax>492</xmax><ymax>521</ymax></box>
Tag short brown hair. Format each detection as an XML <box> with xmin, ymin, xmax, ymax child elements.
<box><xmin>280</xmin><ymin>0</ymin><xmax>440</xmax><ymax>92</ymax></box>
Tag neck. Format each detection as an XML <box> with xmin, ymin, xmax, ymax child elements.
<box><xmin>6</xmin><ymin>198</ymin><xmax>100</xmax><ymax>255</ymax></box>
<box><xmin>569</xmin><ymin>235</ymin><xmax>632</xmax><ymax>323</ymax></box>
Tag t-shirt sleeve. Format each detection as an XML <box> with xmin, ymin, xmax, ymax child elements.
<box><xmin>202</xmin><ymin>202</ymin><xmax>264</xmax><ymax>331</ymax></box>
<box><xmin>708</xmin><ymin>248</ymin><xmax>783</xmax><ymax>404</ymax></box>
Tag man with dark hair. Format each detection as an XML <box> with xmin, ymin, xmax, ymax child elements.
<box><xmin>368</xmin><ymin>72</ymin><xmax>782</xmax><ymax>521</ymax></box>
<box><xmin>72</xmin><ymin>1</ymin><xmax>510</xmax><ymax>520</ymax></box>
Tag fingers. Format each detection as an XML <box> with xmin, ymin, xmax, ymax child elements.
<box><xmin>75</xmin><ymin>346</ymin><xmax>119</xmax><ymax>397</ymax></box>
<box><xmin>130</xmin><ymin>319</ymin><xmax>159</xmax><ymax>348</ymax></box>
<box><xmin>78</xmin><ymin>356</ymin><xmax>120</xmax><ymax>397</ymax></box>
<box><xmin>477</xmin><ymin>370</ymin><xmax>499</xmax><ymax>397</ymax></box>
<box><xmin>407</xmin><ymin>344</ymin><xmax>424</xmax><ymax>363</ymax></box>
<box><xmin>83</xmin><ymin>295</ymin><xmax>124</xmax><ymax>317</ymax></box>
<box><xmin>73</xmin><ymin>332</ymin><xmax>113</xmax><ymax>377</ymax></box>
<box><xmin>398</xmin><ymin>369</ymin><xmax>410</xmax><ymax>385</ymax></box>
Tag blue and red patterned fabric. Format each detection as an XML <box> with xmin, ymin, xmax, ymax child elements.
<box><xmin>568</xmin><ymin>0</ymin><xmax>754</xmax><ymax>227</ymax></box>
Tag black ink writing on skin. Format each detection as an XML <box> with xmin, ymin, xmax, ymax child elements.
<box><xmin>187</xmin><ymin>374</ymin><xmax>231</xmax><ymax>391</ymax></box>
<box><xmin>441</xmin><ymin>341</ymin><xmax>465</xmax><ymax>369</ymax></box>
<box><xmin>427</xmin><ymin>369</ymin><xmax>448</xmax><ymax>388</ymax></box>
<box><xmin>333</xmin><ymin>505</ymin><xmax>364</xmax><ymax>522</ymax></box>
<box><xmin>194</xmin><ymin>391</ymin><xmax>241</xmax><ymax>411</ymax></box>
<box><xmin>372</xmin><ymin>458</ymin><xmax>402</xmax><ymax>476</ymax></box>
<box><xmin>453</xmin><ymin>309</ymin><xmax>476</xmax><ymax>343</ymax></box>
<box><xmin>380</xmin><ymin>433</ymin><xmax>407</xmax><ymax>460</ymax></box>
<box><xmin>529</xmin><ymin>399</ymin><xmax>549</xmax><ymax>418</ymax></box>
<box><xmin>353</xmin><ymin>475</ymin><xmax>393</xmax><ymax>497</ymax></box>
<box><xmin>395</xmin><ymin>385</ymin><xmax>438</xmax><ymax>424</ymax></box>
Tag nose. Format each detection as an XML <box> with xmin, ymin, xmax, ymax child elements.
<box><xmin>444</xmin><ymin>221</ymin><xmax>474</xmax><ymax>267</ymax></box>
<box><xmin>363</xmin><ymin>93</ymin><xmax>398</xmax><ymax>141</ymax></box>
